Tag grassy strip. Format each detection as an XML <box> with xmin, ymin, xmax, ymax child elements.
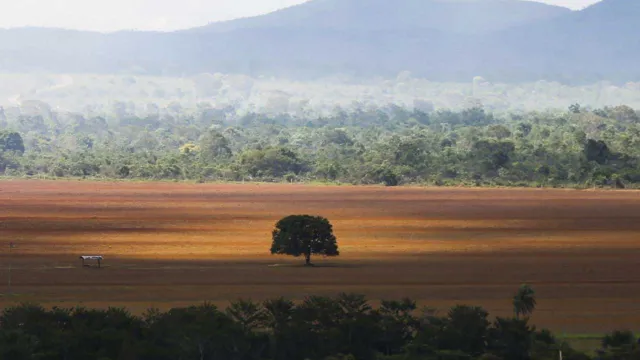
<box><xmin>3</xmin><ymin>174</ymin><xmax>640</xmax><ymax>190</ymax></box>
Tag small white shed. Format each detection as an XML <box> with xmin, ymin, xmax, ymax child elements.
<box><xmin>79</xmin><ymin>255</ymin><xmax>103</xmax><ymax>268</ymax></box>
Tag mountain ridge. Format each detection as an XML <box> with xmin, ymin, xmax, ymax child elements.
<box><xmin>187</xmin><ymin>0</ymin><xmax>572</xmax><ymax>34</ymax></box>
<box><xmin>0</xmin><ymin>0</ymin><xmax>637</xmax><ymax>84</ymax></box>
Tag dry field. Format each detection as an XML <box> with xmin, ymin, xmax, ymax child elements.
<box><xmin>1</xmin><ymin>179</ymin><xmax>640</xmax><ymax>333</ymax></box>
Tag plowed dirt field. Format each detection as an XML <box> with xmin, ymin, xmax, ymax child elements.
<box><xmin>1</xmin><ymin>179</ymin><xmax>640</xmax><ymax>333</ymax></box>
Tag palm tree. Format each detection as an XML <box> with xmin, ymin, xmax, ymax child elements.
<box><xmin>512</xmin><ymin>284</ymin><xmax>536</xmax><ymax>319</ymax></box>
<box><xmin>262</xmin><ymin>297</ymin><xmax>295</xmax><ymax>332</ymax></box>
<box><xmin>225</xmin><ymin>298</ymin><xmax>267</xmax><ymax>332</ymax></box>
<box><xmin>262</xmin><ymin>297</ymin><xmax>296</xmax><ymax>360</ymax></box>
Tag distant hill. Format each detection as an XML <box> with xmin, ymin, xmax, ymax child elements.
<box><xmin>475</xmin><ymin>0</ymin><xmax>640</xmax><ymax>82</ymax></box>
<box><xmin>190</xmin><ymin>0</ymin><xmax>571</xmax><ymax>34</ymax></box>
<box><xmin>1</xmin><ymin>0</ymin><xmax>639</xmax><ymax>84</ymax></box>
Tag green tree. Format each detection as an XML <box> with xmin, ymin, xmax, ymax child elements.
<box><xmin>0</xmin><ymin>130</ymin><xmax>25</xmax><ymax>155</ymax></box>
<box><xmin>262</xmin><ymin>297</ymin><xmax>300</xmax><ymax>360</ymax></box>
<box><xmin>487</xmin><ymin>125</ymin><xmax>512</xmax><ymax>140</ymax></box>
<box><xmin>140</xmin><ymin>303</ymin><xmax>250</xmax><ymax>360</ymax></box>
<box><xmin>367</xmin><ymin>165</ymin><xmax>399</xmax><ymax>186</ymax></box>
<box><xmin>240</xmin><ymin>147</ymin><xmax>306</xmax><ymax>179</ymax></box>
<box><xmin>513</xmin><ymin>284</ymin><xmax>537</xmax><ymax>319</ymax></box>
<box><xmin>440</xmin><ymin>305</ymin><xmax>490</xmax><ymax>357</ymax></box>
<box><xmin>225</xmin><ymin>299</ymin><xmax>267</xmax><ymax>333</ymax></box>
<box><xmin>334</xmin><ymin>293</ymin><xmax>380</xmax><ymax>360</ymax></box>
<box><xmin>199</xmin><ymin>129</ymin><xmax>232</xmax><ymax>160</ymax></box>
<box><xmin>488</xmin><ymin>317</ymin><xmax>535</xmax><ymax>360</ymax></box>
<box><xmin>609</xmin><ymin>105</ymin><xmax>639</xmax><ymax>123</ymax></box>
<box><xmin>270</xmin><ymin>215</ymin><xmax>339</xmax><ymax>266</ymax></box>
<box><xmin>600</xmin><ymin>329</ymin><xmax>639</xmax><ymax>360</ymax></box>
<box><xmin>296</xmin><ymin>296</ymin><xmax>343</xmax><ymax>358</ymax></box>
<box><xmin>375</xmin><ymin>298</ymin><xmax>418</xmax><ymax>356</ymax></box>
<box><xmin>471</xmin><ymin>139</ymin><xmax>515</xmax><ymax>174</ymax></box>
<box><xmin>584</xmin><ymin>139</ymin><xmax>611</xmax><ymax>165</ymax></box>
<box><xmin>322</xmin><ymin>128</ymin><xmax>354</xmax><ymax>146</ymax></box>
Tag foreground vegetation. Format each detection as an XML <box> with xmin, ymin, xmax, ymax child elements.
<box><xmin>1</xmin><ymin>286</ymin><xmax>638</xmax><ymax>360</ymax></box>
<box><xmin>2</xmin><ymin>103</ymin><xmax>640</xmax><ymax>188</ymax></box>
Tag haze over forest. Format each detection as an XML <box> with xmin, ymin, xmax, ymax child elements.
<box><xmin>1</xmin><ymin>0</ymin><xmax>639</xmax><ymax>115</ymax></box>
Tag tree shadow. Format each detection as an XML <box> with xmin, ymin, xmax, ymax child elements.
<box><xmin>267</xmin><ymin>262</ymin><xmax>362</xmax><ymax>269</ymax></box>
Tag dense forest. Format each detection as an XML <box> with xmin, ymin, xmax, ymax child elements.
<box><xmin>1</xmin><ymin>102</ymin><xmax>640</xmax><ymax>188</ymax></box>
<box><xmin>1</xmin><ymin>287</ymin><xmax>638</xmax><ymax>360</ymax></box>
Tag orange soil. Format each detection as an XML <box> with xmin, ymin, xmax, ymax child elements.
<box><xmin>1</xmin><ymin>179</ymin><xmax>640</xmax><ymax>333</ymax></box>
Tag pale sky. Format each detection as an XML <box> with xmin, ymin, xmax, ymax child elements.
<box><xmin>0</xmin><ymin>0</ymin><xmax>602</xmax><ymax>33</ymax></box>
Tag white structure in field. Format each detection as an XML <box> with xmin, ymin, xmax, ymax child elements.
<box><xmin>79</xmin><ymin>255</ymin><xmax>103</xmax><ymax>268</ymax></box>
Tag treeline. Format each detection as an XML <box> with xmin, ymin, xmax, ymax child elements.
<box><xmin>1</xmin><ymin>288</ymin><xmax>638</xmax><ymax>360</ymax></box>
<box><xmin>1</xmin><ymin>103</ymin><xmax>640</xmax><ymax>187</ymax></box>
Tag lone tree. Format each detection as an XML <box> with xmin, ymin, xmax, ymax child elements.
<box><xmin>270</xmin><ymin>215</ymin><xmax>339</xmax><ymax>266</ymax></box>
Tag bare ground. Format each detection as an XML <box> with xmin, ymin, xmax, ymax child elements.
<box><xmin>1</xmin><ymin>179</ymin><xmax>640</xmax><ymax>333</ymax></box>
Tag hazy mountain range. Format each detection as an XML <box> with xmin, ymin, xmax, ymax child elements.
<box><xmin>0</xmin><ymin>0</ymin><xmax>637</xmax><ymax>84</ymax></box>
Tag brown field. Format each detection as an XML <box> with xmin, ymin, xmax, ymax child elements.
<box><xmin>1</xmin><ymin>179</ymin><xmax>640</xmax><ymax>334</ymax></box>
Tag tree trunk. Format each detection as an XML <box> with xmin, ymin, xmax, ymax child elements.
<box><xmin>305</xmin><ymin>252</ymin><xmax>311</xmax><ymax>266</ymax></box>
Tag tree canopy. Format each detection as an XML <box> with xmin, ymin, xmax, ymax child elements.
<box><xmin>1</xmin><ymin>103</ymin><xmax>640</xmax><ymax>188</ymax></box>
<box><xmin>270</xmin><ymin>215</ymin><xmax>339</xmax><ymax>265</ymax></box>
<box><xmin>0</xmin><ymin>130</ymin><xmax>24</xmax><ymax>154</ymax></box>
<box><xmin>0</xmin><ymin>286</ymin><xmax>635</xmax><ymax>360</ymax></box>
